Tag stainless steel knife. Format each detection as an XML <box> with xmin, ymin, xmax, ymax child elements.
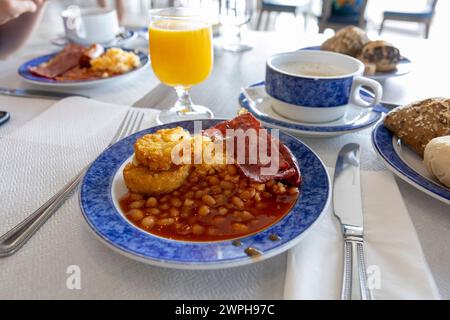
<box><xmin>333</xmin><ymin>143</ymin><xmax>373</xmax><ymax>300</ymax></box>
<box><xmin>0</xmin><ymin>87</ymin><xmax>89</xmax><ymax>100</ymax></box>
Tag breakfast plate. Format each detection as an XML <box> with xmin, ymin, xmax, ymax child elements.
<box><xmin>372</xmin><ymin>121</ymin><xmax>450</xmax><ymax>205</ymax></box>
<box><xmin>299</xmin><ymin>46</ymin><xmax>412</xmax><ymax>81</ymax></box>
<box><xmin>18</xmin><ymin>47</ymin><xmax>149</xmax><ymax>88</ymax></box>
<box><xmin>239</xmin><ymin>82</ymin><xmax>384</xmax><ymax>137</ymax></box>
<box><xmin>79</xmin><ymin>119</ymin><xmax>331</xmax><ymax>269</ymax></box>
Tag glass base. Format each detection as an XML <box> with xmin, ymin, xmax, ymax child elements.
<box><xmin>156</xmin><ymin>105</ymin><xmax>214</xmax><ymax>124</ymax></box>
<box><xmin>222</xmin><ymin>42</ymin><xmax>253</xmax><ymax>52</ymax></box>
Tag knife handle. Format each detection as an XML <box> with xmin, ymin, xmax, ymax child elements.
<box><xmin>341</xmin><ymin>237</ymin><xmax>373</xmax><ymax>300</ymax></box>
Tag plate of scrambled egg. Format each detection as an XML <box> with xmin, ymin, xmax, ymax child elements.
<box><xmin>18</xmin><ymin>45</ymin><xmax>149</xmax><ymax>88</ymax></box>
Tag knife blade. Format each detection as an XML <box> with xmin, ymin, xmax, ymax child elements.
<box><xmin>0</xmin><ymin>87</ymin><xmax>89</xmax><ymax>100</ymax></box>
<box><xmin>333</xmin><ymin>143</ymin><xmax>373</xmax><ymax>300</ymax></box>
<box><xmin>380</xmin><ymin>101</ymin><xmax>400</xmax><ymax>110</ymax></box>
<box><xmin>333</xmin><ymin>143</ymin><xmax>363</xmax><ymax>229</ymax></box>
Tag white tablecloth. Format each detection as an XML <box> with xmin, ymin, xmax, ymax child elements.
<box><xmin>0</xmin><ymin>25</ymin><xmax>449</xmax><ymax>298</ymax></box>
<box><xmin>0</xmin><ymin>97</ymin><xmax>440</xmax><ymax>299</ymax></box>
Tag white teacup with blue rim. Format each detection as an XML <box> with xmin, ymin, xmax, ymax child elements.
<box><xmin>265</xmin><ymin>51</ymin><xmax>383</xmax><ymax>123</ymax></box>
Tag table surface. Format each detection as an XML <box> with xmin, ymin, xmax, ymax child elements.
<box><xmin>0</xmin><ymin>28</ymin><xmax>449</xmax><ymax>299</ymax></box>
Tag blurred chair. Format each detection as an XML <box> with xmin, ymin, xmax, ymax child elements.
<box><xmin>318</xmin><ymin>0</ymin><xmax>367</xmax><ymax>33</ymax></box>
<box><xmin>379</xmin><ymin>0</ymin><xmax>438</xmax><ymax>39</ymax></box>
<box><xmin>256</xmin><ymin>0</ymin><xmax>312</xmax><ymax>31</ymax></box>
<box><xmin>150</xmin><ymin>0</ymin><xmax>176</xmax><ymax>7</ymax></box>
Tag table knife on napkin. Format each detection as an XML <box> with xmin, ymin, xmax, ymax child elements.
<box><xmin>0</xmin><ymin>87</ymin><xmax>89</xmax><ymax>100</ymax></box>
<box><xmin>333</xmin><ymin>143</ymin><xmax>373</xmax><ymax>300</ymax></box>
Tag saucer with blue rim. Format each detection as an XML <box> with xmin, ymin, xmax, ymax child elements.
<box><xmin>79</xmin><ymin>119</ymin><xmax>331</xmax><ymax>269</ymax></box>
<box><xmin>50</xmin><ymin>29</ymin><xmax>137</xmax><ymax>47</ymax></box>
<box><xmin>239</xmin><ymin>82</ymin><xmax>385</xmax><ymax>138</ymax></box>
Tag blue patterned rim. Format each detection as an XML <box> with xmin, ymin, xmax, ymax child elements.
<box><xmin>79</xmin><ymin>120</ymin><xmax>331</xmax><ymax>268</ymax></box>
<box><xmin>300</xmin><ymin>46</ymin><xmax>411</xmax><ymax>78</ymax></box>
<box><xmin>372</xmin><ymin>121</ymin><xmax>450</xmax><ymax>204</ymax></box>
<box><xmin>239</xmin><ymin>82</ymin><xmax>384</xmax><ymax>133</ymax></box>
<box><xmin>18</xmin><ymin>48</ymin><xmax>149</xmax><ymax>84</ymax></box>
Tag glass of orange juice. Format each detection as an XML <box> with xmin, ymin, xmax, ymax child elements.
<box><xmin>149</xmin><ymin>8</ymin><xmax>214</xmax><ymax>124</ymax></box>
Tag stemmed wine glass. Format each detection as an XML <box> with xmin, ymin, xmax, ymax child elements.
<box><xmin>148</xmin><ymin>7</ymin><xmax>214</xmax><ymax>124</ymax></box>
<box><xmin>219</xmin><ymin>0</ymin><xmax>254</xmax><ymax>52</ymax></box>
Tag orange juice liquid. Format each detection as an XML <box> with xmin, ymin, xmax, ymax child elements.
<box><xmin>149</xmin><ymin>20</ymin><xmax>213</xmax><ymax>88</ymax></box>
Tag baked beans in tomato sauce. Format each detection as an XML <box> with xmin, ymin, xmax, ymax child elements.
<box><xmin>119</xmin><ymin>164</ymin><xmax>299</xmax><ymax>241</ymax></box>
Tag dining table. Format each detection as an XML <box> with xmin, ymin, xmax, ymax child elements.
<box><xmin>0</xmin><ymin>25</ymin><xmax>449</xmax><ymax>299</ymax></box>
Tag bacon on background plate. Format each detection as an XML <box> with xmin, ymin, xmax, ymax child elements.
<box><xmin>28</xmin><ymin>44</ymin><xmax>86</xmax><ymax>79</ymax></box>
<box><xmin>28</xmin><ymin>44</ymin><xmax>105</xmax><ymax>79</ymax></box>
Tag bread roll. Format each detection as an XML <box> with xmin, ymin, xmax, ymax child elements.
<box><xmin>362</xmin><ymin>62</ymin><xmax>377</xmax><ymax>75</ymax></box>
<box><xmin>358</xmin><ymin>40</ymin><xmax>400</xmax><ymax>72</ymax></box>
<box><xmin>321</xmin><ymin>26</ymin><xmax>369</xmax><ymax>57</ymax></box>
<box><xmin>424</xmin><ymin>136</ymin><xmax>450</xmax><ymax>188</ymax></box>
<box><xmin>384</xmin><ymin>98</ymin><xmax>450</xmax><ymax>156</ymax></box>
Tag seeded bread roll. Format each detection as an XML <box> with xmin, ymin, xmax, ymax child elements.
<box><xmin>384</xmin><ymin>98</ymin><xmax>450</xmax><ymax>156</ymax></box>
<box><xmin>358</xmin><ymin>40</ymin><xmax>401</xmax><ymax>72</ymax></box>
<box><xmin>321</xmin><ymin>26</ymin><xmax>369</xmax><ymax>57</ymax></box>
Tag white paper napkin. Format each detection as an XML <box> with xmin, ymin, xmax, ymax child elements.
<box><xmin>284</xmin><ymin>168</ymin><xmax>441</xmax><ymax>300</ymax></box>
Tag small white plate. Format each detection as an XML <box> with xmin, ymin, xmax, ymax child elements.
<box><xmin>240</xmin><ymin>83</ymin><xmax>384</xmax><ymax>138</ymax></box>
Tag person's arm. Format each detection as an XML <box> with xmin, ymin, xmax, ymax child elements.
<box><xmin>0</xmin><ymin>0</ymin><xmax>46</xmax><ymax>59</ymax></box>
<box><xmin>115</xmin><ymin>0</ymin><xmax>124</xmax><ymax>24</ymax></box>
<box><xmin>0</xmin><ymin>0</ymin><xmax>43</xmax><ymax>25</ymax></box>
<box><xmin>97</xmin><ymin>0</ymin><xmax>125</xmax><ymax>24</ymax></box>
<box><xmin>96</xmin><ymin>0</ymin><xmax>106</xmax><ymax>8</ymax></box>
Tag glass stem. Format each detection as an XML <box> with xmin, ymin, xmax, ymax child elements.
<box><xmin>236</xmin><ymin>24</ymin><xmax>243</xmax><ymax>43</ymax></box>
<box><xmin>174</xmin><ymin>86</ymin><xmax>195</xmax><ymax>114</ymax></box>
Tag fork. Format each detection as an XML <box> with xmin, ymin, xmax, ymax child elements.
<box><xmin>0</xmin><ymin>109</ymin><xmax>145</xmax><ymax>257</ymax></box>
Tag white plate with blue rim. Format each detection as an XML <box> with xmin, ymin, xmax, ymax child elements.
<box><xmin>300</xmin><ymin>46</ymin><xmax>412</xmax><ymax>81</ymax></box>
<box><xmin>372</xmin><ymin>120</ymin><xmax>450</xmax><ymax>205</ymax></box>
<box><xmin>240</xmin><ymin>82</ymin><xmax>384</xmax><ymax>138</ymax></box>
<box><xmin>79</xmin><ymin>119</ymin><xmax>331</xmax><ymax>269</ymax></box>
<box><xmin>17</xmin><ymin>47</ymin><xmax>149</xmax><ymax>88</ymax></box>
